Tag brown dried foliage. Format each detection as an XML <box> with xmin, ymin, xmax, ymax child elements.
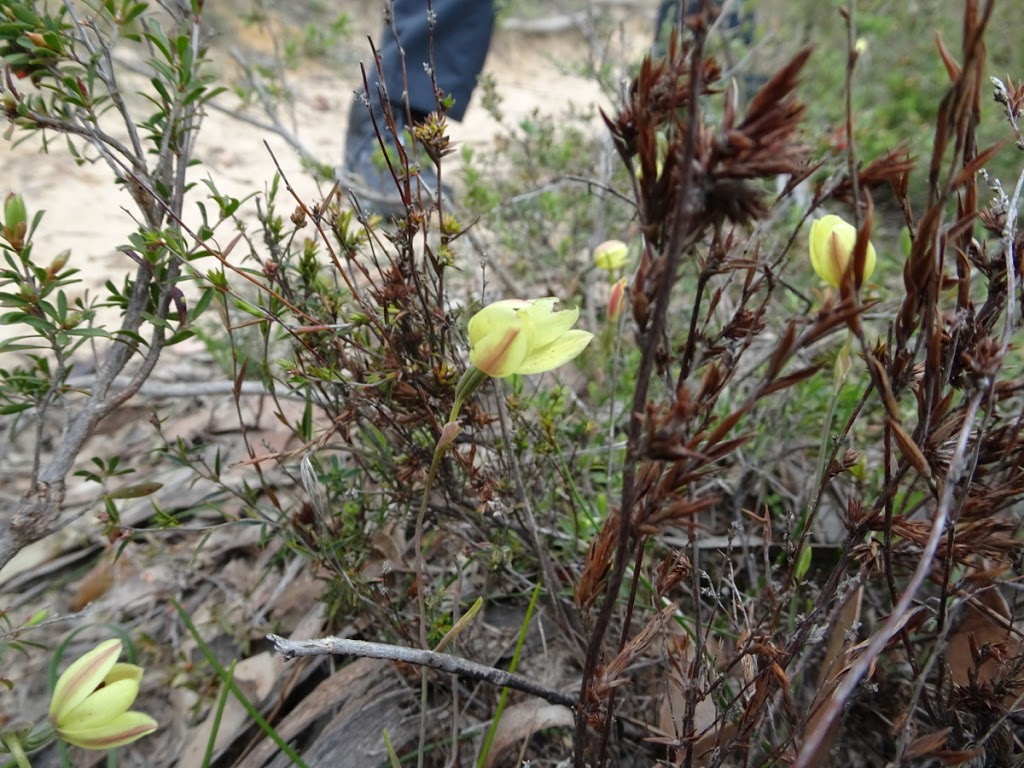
<box><xmin>572</xmin><ymin>2</ymin><xmax>1024</xmax><ymax>766</ymax></box>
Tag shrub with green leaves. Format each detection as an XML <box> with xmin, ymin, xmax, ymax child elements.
<box><xmin>0</xmin><ymin>0</ymin><xmax>235</xmax><ymax>562</ymax></box>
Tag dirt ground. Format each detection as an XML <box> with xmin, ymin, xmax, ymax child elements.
<box><xmin>2</xmin><ymin>4</ymin><xmax>652</xmax><ymax>332</ymax></box>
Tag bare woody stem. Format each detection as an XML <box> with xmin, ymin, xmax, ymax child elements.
<box><xmin>265</xmin><ymin>634</ymin><xmax>576</xmax><ymax>709</ymax></box>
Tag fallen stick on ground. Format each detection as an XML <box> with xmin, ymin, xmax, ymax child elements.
<box><xmin>267</xmin><ymin>633</ymin><xmax>577</xmax><ymax>708</ymax></box>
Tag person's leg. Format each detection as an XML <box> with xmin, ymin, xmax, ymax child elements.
<box><xmin>653</xmin><ymin>0</ymin><xmax>679</xmax><ymax>55</ymax></box>
<box><xmin>342</xmin><ymin>0</ymin><xmax>495</xmax><ymax>213</ymax></box>
<box><xmin>373</xmin><ymin>0</ymin><xmax>495</xmax><ymax>121</ymax></box>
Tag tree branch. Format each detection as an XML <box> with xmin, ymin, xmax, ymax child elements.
<box><xmin>266</xmin><ymin>634</ymin><xmax>577</xmax><ymax>708</ymax></box>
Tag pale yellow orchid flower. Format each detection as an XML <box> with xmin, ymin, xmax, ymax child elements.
<box><xmin>49</xmin><ymin>639</ymin><xmax>157</xmax><ymax>751</ymax></box>
<box><xmin>467</xmin><ymin>297</ymin><xmax>593</xmax><ymax>378</ymax></box>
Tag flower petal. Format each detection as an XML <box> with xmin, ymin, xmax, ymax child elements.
<box><xmin>50</xmin><ymin>640</ymin><xmax>122</xmax><ymax>723</ymax></box>
<box><xmin>60</xmin><ymin>678</ymin><xmax>140</xmax><ymax>730</ymax></box>
<box><xmin>517</xmin><ymin>329</ymin><xmax>594</xmax><ymax>374</ymax></box>
<box><xmin>809</xmin><ymin>216</ymin><xmax>837</xmax><ymax>287</ymax></box>
<box><xmin>59</xmin><ymin>711</ymin><xmax>158</xmax><ymax>750</ymax></box>
<box><xmin>104</xmin><ymin>663</ymin><xmax>144</xmax><ymax>687</ymax></box>
<box><xmin>469</xmin><ymin>326</ymin><xmax>528</xmax><ymax>377</ymax></box>
<box><xmin>861</xmin><ymin>239</ymin><xmax>877</xmax><ymax>284</ymax></box>
<box><xmin>466</xmin><ymin>299</ymin><xmax>528</xmax><ymax>346</ymax></box>
<box><xmin>518</xmin><ymin>298</ymin><xmax>580</xmax><ymax>350</ymax></box>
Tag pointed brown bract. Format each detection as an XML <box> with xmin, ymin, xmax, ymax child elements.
<box><xmin>829</xmin><ymin>145</ymin><xmax>916</xmax><ymax>206</ymax></box>
<box><xmin>575</xmin><ymin>506</ymin><xmax>620</xmax><ymax>610</ymax></box>
<box><xmin>692</xmin><ymin>46</ymin><xmax>811</xmax><ymax>228</ymax></box>
<box><xmin>605</xmin><ymin>36</ymin><xmax>811</xmax><ymax>253</ymax></box>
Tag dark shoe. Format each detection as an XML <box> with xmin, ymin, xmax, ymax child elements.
<box><xmin>339</xmin><ymin>99</ymin><xmax>449</xmax><ymax>216</ymax></box>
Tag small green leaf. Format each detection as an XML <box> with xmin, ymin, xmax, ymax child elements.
<box><xmin>107</xmin><ymin>482</ymin><xmax>163</xmax><ymax>500</ymax></box>
<box><xmin>794</xmin><ymin>543</ymin><xmax>813</xmax><ymax>582</ymax></box>
<box><xmin>0</xmin><ymin>402</ymin><xmax>33</xmax><ymax>414</ymax></box>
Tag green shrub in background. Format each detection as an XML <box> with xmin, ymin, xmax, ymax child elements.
<box><xmin>0</xmin><ymin>0</ymin><xmax>224</xmax><ymax>561</ymax></box>
<box><xmin>758</xmin><ymin>0</ymin><xmax>1021</xmax><ymax>205</ymax></box>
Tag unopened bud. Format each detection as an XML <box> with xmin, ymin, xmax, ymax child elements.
<box><xmin>809</xmin><ymin>214</ymin><xmax>876</xmax><ymax>289</ymax></box>
<box><xmin>608</xmin><ymin>277</ymin><xmax>628</xmax><ymax>323</ymax></box>
<box><xmin>2</xmin><ymin>193</ymin><xmax>28</xmax><ymax>251</ymax></box>
<box><xmin>593</xmin><ymin>239</ymin><xmax>629</xmax><ymax>271</ymax></box>
<box><xmin>47</xmin><ymin>250</ymin><xmax>69</xmax><ymax>277</ymax></box>
<box><xmin>4</xmin><ymin>193</ymin><xmax>26</xmax><ymax>231</ymax></box>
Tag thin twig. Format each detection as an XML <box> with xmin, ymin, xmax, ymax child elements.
<box><xmin>266</xmin><ymin>634</ymin><xmax>577</xmax><ymax>708</ymax></box>
<box><xmin>60</xmin><ymin>376</ymin><xmax>280</xmax><ymax>399</ymax></box>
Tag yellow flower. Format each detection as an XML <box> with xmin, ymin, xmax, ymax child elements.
<box><xmin>467</xmin><ymin>297</ymin><xmax>593</xmax><ymax>378</ymax></box>
<box><xmin>809</xmin><ymin>214</ymin><xmax>876</xmax><ymax>289</ymax></box>
<box><xmin>49</xmin><ymin>639</ymin><xmax>157</xmax><ymax>751</ymax></box>
<box><xmin>593</xmin><ymin>240</ymin><xmax>629</xmax><ymax>271</ymax></box>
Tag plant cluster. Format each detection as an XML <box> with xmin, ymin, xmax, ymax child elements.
<box><xmin>1</xmin><ymin>0</ymin><xmax>1024</xmax><ymax>767</ymax></box>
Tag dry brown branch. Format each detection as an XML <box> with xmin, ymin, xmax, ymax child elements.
<box><xmin>266</xmin><ymin>633</ymin><xmax>577</xmax><ymax>708</ymax></box>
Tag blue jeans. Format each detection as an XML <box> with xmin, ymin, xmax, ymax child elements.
<box><xmin>370</xmin><ymin>0</ymin><xmax>496</xmax><ymax>121</ymax></box>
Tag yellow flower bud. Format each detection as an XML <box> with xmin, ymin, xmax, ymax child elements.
<box><xmin>593</xmin><ymin>240</ymin><xmax>629</xmax><ymax>271</ymax></box>
<box><xmin>809</xmin><ymin>214</ymin><xmax>876</xmax><ymax>289</ymax></box>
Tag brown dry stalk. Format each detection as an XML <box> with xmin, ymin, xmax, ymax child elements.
<box><xmin>266</xmin><ymin>633</ymin><xmax>576</xmax><ymax>708</ymax></box>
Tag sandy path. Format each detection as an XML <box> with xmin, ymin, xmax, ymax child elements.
<box><xmin>2</xmin><ymin>9</ymin><xmax>653</xmax><ymax>339</ymax></box>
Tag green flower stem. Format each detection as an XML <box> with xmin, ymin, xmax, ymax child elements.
<box><xmin>477</xmin><ymin>582</ymin><xmax>541</xmax><ymax>767</ymax></box>
<box><xmin>449</xmin><ymin>365</ymin><xmax>487</xmax><ymax>423</ymax></box>
<box><xmin>2</xmin><ymin>723</ymin><xmax>60</xmax><ymax>768</ymax></box>
<box><xmin>1</xmin><ymin>733</ymin><xmax>32</xmax><ymax>768</ymax></box>
<box><xmin>791</xmin><ymin>332</ymin><xmax>854</xmax><ymax>601</ymax></box>
<box><xmin>413</xmin><ymin>364</ymin><xmax>487</xmax><ymax>768</ymax></box>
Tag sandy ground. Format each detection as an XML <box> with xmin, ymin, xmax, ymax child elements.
<box><xmin>2</xmin><ymin>5</ymin><xmax>654</xmax><ymax>340</ymax></box>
